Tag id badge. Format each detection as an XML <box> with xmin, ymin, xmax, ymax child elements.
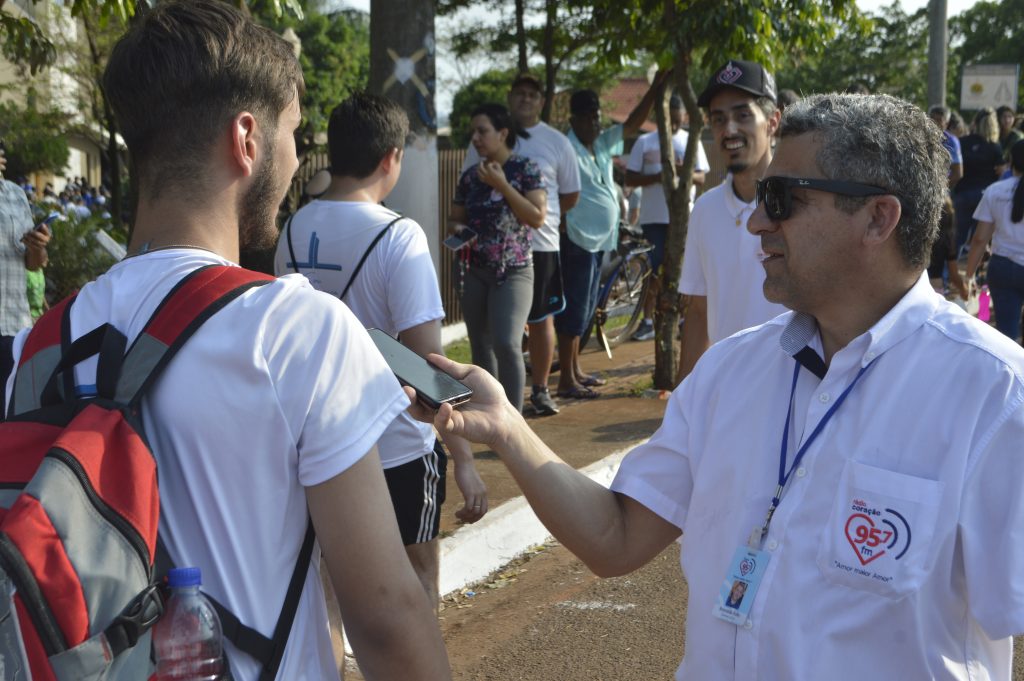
<box><xmin>711</xmin><ymin>545</ymin><xmax>769</xmax><ymax>626</ymax></box>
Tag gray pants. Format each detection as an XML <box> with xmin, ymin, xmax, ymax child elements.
<box><xmin>460</xmin><ymin>264</ymin><xmax>534</xmax><ymax>412</ymax></box>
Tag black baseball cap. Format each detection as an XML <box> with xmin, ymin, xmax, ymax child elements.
<box><xmin>570</xmin><ymin>89</ymin><xmax>600</xmax><ymax>115</ymax></box>
<box><xmin>698</xmin><ymin>60</ymin><xmax>777</xmax><ymax>108</ymax></box>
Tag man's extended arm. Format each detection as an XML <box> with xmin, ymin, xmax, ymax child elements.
<box><xmin>408</xmin><ymin>356</ymin><xmax>681</xmax><ymax>578</ymax></box>
<box><xmin>308</xmin><ymin>450</ymin><xmax>452</xmax><ymax>680</ymax></box>
<box><xmin>676</xmin><ymin>294</ymin><xmax>709</xmax><ymax>385</ymax></box>
<box><xmin>400</xmin><ymin>320</ymin><xmax>487</xmax><ymax>522</ymax></box>
<box><xmin>622</xmin><ymin>70</ymin><xmax>671</xmax><ymax>139</ymax></box>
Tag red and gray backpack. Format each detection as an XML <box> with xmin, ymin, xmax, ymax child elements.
<box><xmin>0</xmin><ymin>264</ymin><xmax>315</xmax><ymax>681</ymax></box>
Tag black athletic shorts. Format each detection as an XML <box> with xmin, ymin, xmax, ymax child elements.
<box><xmin>383</xmin><ymin>440</ymin><xmax>448</xmax><ymax>545</ymax></box>
<box><xmin>528</xmin><ymin>250</ymin><xmax>566</xmax><ymax>323</ymax></box>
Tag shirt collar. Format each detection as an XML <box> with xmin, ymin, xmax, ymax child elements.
<box><xmin>722</xmin><ymin>173</ymin><xmax>755</xmax><ymax>221</ymax></box>
<box><xmin>780</xmin><ymin>272</ymin><xmax>940</xmax><ymax>373</ymax></box>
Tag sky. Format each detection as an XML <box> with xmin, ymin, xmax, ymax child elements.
<box><xmin>337</xmin><ymin>0</ymin><xmax>983</xmax><ymax>124</ymax></box>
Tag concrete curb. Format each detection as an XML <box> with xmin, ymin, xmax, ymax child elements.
<box><xmin>438</xmin><ymin>440</ymin><xmax>646</xmax><ymax>597</ymax></box>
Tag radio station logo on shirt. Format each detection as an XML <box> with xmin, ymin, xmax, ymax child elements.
<box><xmin>845</xmin><ymin>498</ymin><xmax>911</xmax><ymax>566</ymax></box>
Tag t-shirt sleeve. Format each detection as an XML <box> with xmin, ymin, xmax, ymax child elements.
<box><xmin>610</xmin><ymin>376</ymin><xmax>697</xmax><ymax>530</ymax></box>
<box><xmin>599</xmin><ymin>125</ymin><xmax>624</xmax><ymax>157</ymax></box>
<box><xmin>959</xmin><ymin>383</ymin><xmax>1024</xmax><ymax>638</ymax></box>
<box><xmin>949</xmin><ymin>136</ymin><xmax>963</xmax><ymax>165</ymax></box>
<box><xmin>678</xmin><ymin>199</ymin><xmax>707</xmax><ymax>295</ymax></box>
<box><xmin>385</xmin><ymin>222</ymin><xmax>445</xmax><ymax>333</ymax></box>
<box><xmin>694</xmin><ymin>138</ymin><xmax>710</xmax><ymax>173</ymax></box>
<box><xmin>973</xmin><ymin>185</ymin><xmax>996</xmax><ymax>222</ymax></box>
<box><xmin>557</xmin><ymin>136</ymin><xmax>582</xmax><ymax>195</ymax></box>
<box><xmin>261</xmin><ymin>282</ymin><xmax>409</xmax><ymax>487</ymax></box>
<box><xmin>521</xmin><ymin>158</ymin><xmax>544</xmax><ymax>194</ymax></box>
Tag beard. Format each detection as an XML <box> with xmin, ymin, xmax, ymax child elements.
<box><xmin>238</xmin><ymin>143</ymin><xmax>284</xmax><ymax>253</ymax></box>
<box><xmin>726</xmin><ymin>160</ymin><xmax>750</xmax><ymax>174</ymax></box>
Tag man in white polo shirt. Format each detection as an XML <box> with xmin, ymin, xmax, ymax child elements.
<box><xmin>677</xmin><ymin>60</ymin><xmax>788</xmax><ymax>383</ymax></box>
<box><xmin>416</xmin><ymin>93</ymin><xmax>1024</xmax><ymax>680</ymax></box>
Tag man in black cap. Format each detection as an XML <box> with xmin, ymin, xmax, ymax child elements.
<box><xmin>555</xmin><ymin>76</ymin><xmax>665</xmax><ymax>398</ymax></box>
<box><xmin>625</xmin><ymin>93</ymin><xmax>710</xmax><ymax>341</ymax></box>
<box><xmin>676</xmin><ymin>59</ymin><xmax>787</xmax><ymax>383</ymax></box>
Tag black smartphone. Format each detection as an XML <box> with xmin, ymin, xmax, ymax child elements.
<box><xmin>443</xmin><ymin>228</ymin><xmax>477</xmax><ymax>251</ymax></box>
<box><xmin>367</xmin><ymin>328</ymin><xmax>473</xmax><ymax>409</ymax></box>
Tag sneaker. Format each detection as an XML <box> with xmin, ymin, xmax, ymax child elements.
<box><xmin>631</xmin><ymin>319</ymin><xmax>655</xmax><ymax>341</ymax></box>
<box><xmin>530</xmin><ymin>387</ymin><xmax>560</xmax><ymax>416</ymax></box>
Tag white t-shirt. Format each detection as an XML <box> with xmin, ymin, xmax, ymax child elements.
<box><xmin>973</xmin><ymin>176</ymin><xmax>1024</xmax><ymax>267</ymax></box>
<box><xmin>612</xmin><ymin>274</ymin><xmax>1024</xmax><ymax>680</ymax></box>
<box><xmin>8</xmin><ymin>250</ymin><xmax>408</xmax><ymax>681</ymax></box>
<box><xmin>275</xmin><ymin>200</ymin><xmax>444</xmax><ymax>468</ymax></box>
<box><xmin>626</xmin><ymin>128</ymin><xmax>710</xmax><ymax>224</ymax></box>
<box><xmin>678</xmin><ymin>176</ymin><xmax>787</xmax><ymax>343</ymax></box>
<box><xmin>463</xmin><ymin>121</ymin><xmax>581</xmax><ymax>252</ymax></box>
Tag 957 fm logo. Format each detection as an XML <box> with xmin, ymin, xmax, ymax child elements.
<box><xmin>843</xmin><ymin>498</ymin><xmax>911</xmax><ymax>566</ymax></box>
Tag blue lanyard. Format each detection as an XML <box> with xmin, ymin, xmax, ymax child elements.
<box><xmin>753</xmin><ymin>357</ymin><xmax>876</xmax><ymax>546</ymax></box>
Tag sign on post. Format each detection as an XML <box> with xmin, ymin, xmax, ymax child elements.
<box><xmin>960</xmin><ymin>64</ymin><xmax>1019</xmax><ymax>110</ymax></box>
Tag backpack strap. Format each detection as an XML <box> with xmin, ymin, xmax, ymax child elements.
<box><xmin>339</xmin><ymin>215</ymin><xmax>402</xmax><ymax>300</ymax></box>
<box><xmin>284</xmin><ymin>214</ymin><xmax>300</xmax><ymax>274</ymax></box>
<box><xmin>9</xmin><ymin>293</ymin><xmax>77</xmax><ymax>416</ymax></box>
<box><xmin>113</xmin><ymin>264</ymin><xmax>273</xmax><ymax>405</ymax></box>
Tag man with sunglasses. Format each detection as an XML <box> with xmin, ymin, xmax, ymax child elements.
<box><xmin>676</xmin><ymin>60</ymin><xmax>788</xmax><ymax>384</ymax></box>
<box><xmin>414</xmin><ymin>92</ymin><xmax>1024</xmax><ymax>679</ymax></box>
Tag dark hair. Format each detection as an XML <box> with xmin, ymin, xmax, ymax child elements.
<box><xmin>328</xmin><ymin>93</ymin><xmax>408</xmax><ymax>179</ymax></box>
<box><xmin>1011</xmin><ymin>139</ymin><xmax>1024</xmax><ymax>223</ymax></box>
<box><xmin>777</xmin><ymin>89</ymin><xmax>800</xmax><ymax>109</ymax></box>
<box><xmin>470</xmin><ymin>103</ymin><xmax>529</xmax><ymax>149</ymax></box>
<box><xmin>928</xmin><ymin>105</ymin><xmax>948</xmax><ymax>119</ymax></box>
<box><xmin>997</xmin><ymin>105</ymin><xmax>1015</xmax><ymax>119</ymax></box>
<box><xmin>103</xmin><ymin>0</ymin><xmax>304</xmax><ymax>200</ymax></box>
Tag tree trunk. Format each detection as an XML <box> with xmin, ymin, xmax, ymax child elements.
<box><xmin>369</xmin><ymin>0</ymin><xmax>441</xmax><ymax>266</ymax></box>
<box><xmin>540</xmin><ymin>0</ymin><xmax>556</xmax><ymax>122</ymax></box>
<box><xmin>515</xmin><ymin>0</ymin><xmax>528</xmax><ymax>73</ymax></box>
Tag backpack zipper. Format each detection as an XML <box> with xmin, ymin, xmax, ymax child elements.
<box><xmin>47</xmin><ymin>448</ymin><xmax>152</xmax><ymax>574</ymax></box>
<box><xmin>0</xmin><ymin>532</ymin><xmax>67</xmax><ymax>655</ymax></box>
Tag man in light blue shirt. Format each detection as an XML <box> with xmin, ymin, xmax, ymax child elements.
<box><xmin>555</xmin><ymin>77</ymin><xmax>665</xmax><ymax>398</ymax></box>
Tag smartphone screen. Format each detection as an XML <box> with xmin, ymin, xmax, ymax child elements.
<box><xmin>367</xmin><ymin>328</ymin><xmax>473</xmax><ymax>409</ymax></box>
<box><xmin>443</xmin><ymin>228</ymin><xmax>477</xmax><ymax>251</ymax></box>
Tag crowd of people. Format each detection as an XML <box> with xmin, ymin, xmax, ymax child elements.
<box><xmin>1</xmin><ymin>0</ymin><xmax>1024</xmax><ymax>679</ymax></box>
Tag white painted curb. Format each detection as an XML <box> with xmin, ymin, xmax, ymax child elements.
<box><xmin>438</xmin><ymin>442</ymin><xmax>644</xmax><ymax>597</ymax></box>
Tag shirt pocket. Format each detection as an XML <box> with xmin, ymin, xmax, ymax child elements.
<box><xmin>816</xmin><ymin>459</ymin><xmax>944</xmax><ymax>599</ymax></box>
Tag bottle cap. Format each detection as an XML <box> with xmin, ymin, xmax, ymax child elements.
<box><xmin>167</xmin><ymin>567</ymin><xmax>202</xmax><ymax>588</ymax></box>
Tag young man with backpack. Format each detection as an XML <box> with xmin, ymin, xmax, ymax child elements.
<box><xmin>2</xmin><ymin>2</ymin><xmax>451</xmax><ymax>679</ymax></box>
<box><xmin>275</xmin><ymin>93</ymin><xmax>488</xmax><ymax>612</ymax></box>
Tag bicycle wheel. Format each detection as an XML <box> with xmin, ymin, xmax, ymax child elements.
<box><xmin>603</xmin><ymin>255</ymin><xmax>651</xmax><ymax>346</ymax></box>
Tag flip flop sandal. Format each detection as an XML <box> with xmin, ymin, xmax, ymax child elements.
<box><xmin>556</xmin><ymin>386</ymin><xmax>600</xmax><ymax>400</ymax></box>
<box><xmin>578</xmin><ymin>375</ymin><xmax>607</xmax><ymax>387</ymax></box>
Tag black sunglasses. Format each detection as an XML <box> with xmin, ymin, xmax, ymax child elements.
<box><xmin>755</xmin><ymin>176</ymin><xmax>890</xmax><ymax>221</ymax></box>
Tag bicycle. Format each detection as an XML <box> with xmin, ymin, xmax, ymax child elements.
<box><xmin>580</xmin><ymin>223</ymin><xmax>654</xmax><ymax>358</ymax></box>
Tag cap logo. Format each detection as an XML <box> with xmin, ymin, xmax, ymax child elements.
<box><xmin>717</xmin><ymin>62</ymin><xmax>743</xmax><ymax>85</ymax></box>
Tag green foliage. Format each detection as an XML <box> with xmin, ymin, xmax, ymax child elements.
<box><xmin>44</xmin><ymin>214</ymin><xmax>122</xmax><ymax>302</ymax></box>
<box><xmin>0</xmin><ymin>96</ymin><xmax>71</xmax><ymax>177</ymax></box>
<box><xmin>252</xmin><ymin>1</ymin><xmax>370</xmax><ymax>132</ymax></box>
<box><xmin>449</xmin><ymin>68</ymin><xmax>518</xmax><ymax>146</ymax></box>
<box><xmin>950</xmin><ymin>0</ymin><xmax>1024</xmax><ymax>110</ymax></box>
<box><xmin>0</xmin><ymin>13</ymin><xmax>56</xmax><ymax>75</ymax></box>
<box><xmin>775</xmin><ymin>3</ymin><xmax>929</xmax><ymax>106</ymax></box>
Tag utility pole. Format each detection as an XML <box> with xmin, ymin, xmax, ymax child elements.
<box><xmin>369</xmin><ymin>0</ymin><xmax>440</xmax><ymax>258</ymax></box>
<box><xmin>927</xmin><ymin>0</ymin><xmax>948</xmax><ymax>107</ymax></box>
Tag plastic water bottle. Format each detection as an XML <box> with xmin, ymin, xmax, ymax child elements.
<box><xmin>978</xmin><ymin>285</ymin><xmax>991</xmax><ymax>322</ymax></box>
<box><xmin>153</xmin><ymin>567</ymin><xmax>224</xmax><ymax>681</ymax></box>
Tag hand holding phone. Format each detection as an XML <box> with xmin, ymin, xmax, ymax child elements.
<box><xmin>443</xmin><ymin>227</ymin><xmax>477</xmax><ymax>252</ymax></box>
<box><xmin>367</xmin><ymin>328</ymin><xmax>473</xmax><ymax>409</ymax></box>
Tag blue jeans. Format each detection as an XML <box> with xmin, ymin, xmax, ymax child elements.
<box><xmin>555</xmin><ymin>234</ymin><xmax>603</xmax><ymax>338</ymax></box>
<box><xmin>986</xmin><ymin>254</ymin><xmax>1024</xmax><ymax>343</ymax></box>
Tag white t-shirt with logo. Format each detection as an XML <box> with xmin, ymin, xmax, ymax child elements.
<box><xmin>275</xmin><ymin>200</ymin><xmax>444</xmax><ymax>468</ymax></box>
<box><xmin>973</xmin><ymin>176</ymin><xmax>1024</xmax><ymax>267</ymax></box>
<box><xmin>8</xmin><ymin>250</ymin><xmax>408</xmax><ymax>681</ymax></box>
<box><xmin>626</xmin><ymin>128</ymin><xmax>710</xmax><ymax>224</ymax></box>
<box><xmin>463</xmin><ymin>121</ymin><xmax>581</xmax><ymax>252</ymax></box>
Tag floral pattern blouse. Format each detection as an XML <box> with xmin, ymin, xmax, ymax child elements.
<box><xmin>453</xmin><ymin>153</ymin><xmax>544</xmax><ymax>280</ymax></box>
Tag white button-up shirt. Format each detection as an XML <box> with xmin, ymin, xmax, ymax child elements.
<box><xmin>612</xmin><ymin>273</ymin><xmax>1024</xmax><ymax>680</ymax></box>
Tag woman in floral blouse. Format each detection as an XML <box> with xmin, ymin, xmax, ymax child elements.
<box><xmin>450</xmin><ymin>103</ymin><xmax>547</xmax><ymax>411</ymax></box>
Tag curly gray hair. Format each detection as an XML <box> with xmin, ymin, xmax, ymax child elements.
<box><xmin>779</xmin><ymin>93</ymin><xmax>947</xmax><ymax>269</ymax></box>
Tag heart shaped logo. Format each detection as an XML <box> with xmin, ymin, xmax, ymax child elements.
<box><xmin>739</xmin><ymin>557</ymin><xmax>756</xmax><ymax>577</ymax></box>
<box><xmin>717</xmin><ymin>62</ymin><xmax>743</xmax><ymax>85</ymax></box>
<box><xmin>845</xmin><ymin>513</ymin><xmax>887</xmax><ymax>565</ymax></box>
